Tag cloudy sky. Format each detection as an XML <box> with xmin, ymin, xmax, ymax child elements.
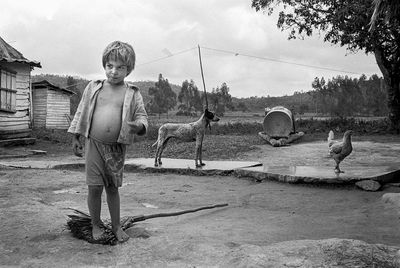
<box><xmin>1</xmin><ymin>0</ymin><xmax>381</xmax><ymax>98</ymax></box>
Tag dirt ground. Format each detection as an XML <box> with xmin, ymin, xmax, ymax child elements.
<box><xmin>1</xmin><ymin>137</ymin><xmax>400</xmax><ymax>267</ymax></box>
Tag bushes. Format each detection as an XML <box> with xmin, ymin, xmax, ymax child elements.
<box><xmin>145</xmin><ymin>121</ymin><xmax>264</xmax><ymax>140</ymax></box>
<box><xmin>31</xmin><ymin>117</ymin><xmax>393</xmax><ymax>145</ymax></box>
<box><xmin>210</xmin><ymin>122</ymin><xmax>263</xmax><ymax>135</ymax></box>
<box><xmin>147</xmin><ymin>116</ymin><xmax>392</xmax><ymax>140</ymax></box>
<box><xmin>296</xmin><ymin>117</ymin><xmax>391</xmax><ymax>135</ymax></box>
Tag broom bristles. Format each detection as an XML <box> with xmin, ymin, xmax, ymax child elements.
<box><xmin>66</xmin><ymin>208</ymin><xmax>118</xmax><ymax>245</ymax></box>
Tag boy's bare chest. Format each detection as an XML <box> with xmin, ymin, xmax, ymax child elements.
<box><xmin>96</xmin><ymin>87</ymin><xmax>126</xmax><ymax>108</ymax></box>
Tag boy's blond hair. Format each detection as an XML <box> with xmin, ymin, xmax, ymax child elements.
<box><xmin>102</xmin><ymin>41</ymin><xmax>136</xmax><ymax>75</ymax></box>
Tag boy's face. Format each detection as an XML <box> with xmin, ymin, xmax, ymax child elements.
<box><xmin>105</xmin><ymin>59</ymin><xmax>129</xmax><ymax>85</ymax></box>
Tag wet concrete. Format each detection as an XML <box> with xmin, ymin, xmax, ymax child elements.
<box><xmin>0</xmin><ymin>157</ymin><xmax>260</xmax><ymax>171</ymax></box>
<box><xmin>235</xmin><ymin>165</ymin><xmax>400</xmax><ymax>184</ymax></box>
<box><xmin>125</xmin><ymin>157</ymin><xmax>261</xmax><ymax>171</ymax></box>
<box><xmin>1</xmin><ymin>157</ymin><xmax>399</xmax><ymax>187</ymax></box>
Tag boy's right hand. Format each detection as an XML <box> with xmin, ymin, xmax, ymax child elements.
<box><xmin>72</xmin><ymin>135</ymin><xmax>83</xmax><ymax>157</ymax></box>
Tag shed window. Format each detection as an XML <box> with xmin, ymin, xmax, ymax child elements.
<box><xmin>0</xmin><ymin>68</ymin><xmax>17</xmax><ymax>113</ymax></box>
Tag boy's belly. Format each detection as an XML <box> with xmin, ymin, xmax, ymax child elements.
<box><xmin>90</xmin><ymin>107</ymin><xmax>122</xmax><ymax>143</ymax></box>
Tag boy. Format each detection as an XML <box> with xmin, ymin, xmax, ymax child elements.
<box><xmin>68</xmin><ymin>41</ymin><xmax>148</xmax><ymax>243</ymax></box>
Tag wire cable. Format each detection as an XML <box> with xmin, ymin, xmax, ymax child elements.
<box><xmin>137</xmin><ymin>45</ymin><xmax>362</xmax><ymax>75</ymax></box>
<box><xmin>137</xmin><ymin>46</ymin><xmax>197</xmax><ymax>67</ymax></box>
<box><xmin>200</xmin><ymin>46</ymin><xmax>361</xmax><ymax>75</ymax></box>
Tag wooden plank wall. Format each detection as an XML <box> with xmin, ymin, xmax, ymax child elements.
<box><xmin>0</xmin><ymin>63</ymin><xmax>32</xmax><ymax>133</ymax></box>
<box><xmin>32</xmin><ymin>88</ymin><xmax>47</xmax><ymax>128</ymax></box>
<box><xmin>46</xmin><ymin>90</ymin><xmax>71</xmax><ymax>129</ymax></box>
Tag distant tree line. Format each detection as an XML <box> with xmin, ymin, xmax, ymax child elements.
<box><xmin>233</xmin><ymin>74</ymin><xmax>388</xmax><ymax>117</ymax></box>
<box><xmin>146</xmin><ymin>74</ymin><xmax>234</xmax><ymax>117</ymax></box>
<box><xmin>33</xmin><ymin>73</ymin><xmax>388</xmax><ymax>119</ymax></box>
<box><xmin>308</xmin><ymin>74</ymin><xmax>388</xmax><ymax>117</ymax></box>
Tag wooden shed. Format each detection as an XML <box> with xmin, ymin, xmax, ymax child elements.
<box><xmin>32</xmin><ymin>80</ymin><xmax>75</xmax><ymax>129</ymax></box>
<box><xmin>0</xmin><ymin>36</ymin><xmax>41</xmax><ymax>140</ymax></box>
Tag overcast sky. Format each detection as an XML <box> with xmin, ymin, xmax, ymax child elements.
<box><xmin>1</xmin><ymin>0</ymin><xmax>381</xmax><ymax>98</ymax></box>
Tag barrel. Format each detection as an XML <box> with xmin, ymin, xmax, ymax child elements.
<box><xmin>263</xmin><ymin>106</ymin><xmax>294</xmax><ymax>138</ymax></box>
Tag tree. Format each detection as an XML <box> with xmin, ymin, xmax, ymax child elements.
<box><xmin>359</xmin><ymin>74</ymin><xmax>388</xmax><ymax>115</ymax></box>
<box><xmin>219</xmin><ymin>82</ymin><xmax>233</xmax><ymax>112</ymax></box>
<box><xmin>148</xmin><ymin>74</ymin><xmax>177</xmax><ymax>117</ymax></box>
<box><xmin>252</xmin><ymin>0</ymin><xmax>400</xmax><ymax>132</ymax></box>
<box><xmin>177</xmin><ymin>79</ymin><xmax>203</xmax><ymax>116</ymax></box>
<box><xmin>312</xmin><ymin>75</ymin><xmax>364</xmax><ymax>117</ymax></box>
<box><xmin>208</xmin><ymin>82</ymin><xmax>232</xmax><ymax>116</ymax></box>
<box><xmin>311</xmin><ymin>77</ymin><xmax>328</xmax><ymax>114</ymax></box>
<box><xmin>369</xmin><ymin>0</ymin><xmax>400</xmax><ymax>31</ymax></box>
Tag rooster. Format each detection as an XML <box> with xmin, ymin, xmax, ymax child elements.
<box><xmin>327</xmin><ymin>130</ymin><xmax>353</xmax><ymax>173</ymax></box>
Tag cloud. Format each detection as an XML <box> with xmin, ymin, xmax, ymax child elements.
<box><xmin>0</xmin><ymin>0</ymin><xmax>380</xmax><ymax>98</ymax></box>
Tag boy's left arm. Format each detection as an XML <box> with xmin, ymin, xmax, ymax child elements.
<box><xmin>127</xmin><ymin>92</ymin><xmax>148</xmax><ymax>135</ymax></box>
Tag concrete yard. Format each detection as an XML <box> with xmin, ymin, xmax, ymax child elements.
<box><xmin>1</xmin><ymin>139</ymin><xmax>400</xmax><ymax>267</ymax></box>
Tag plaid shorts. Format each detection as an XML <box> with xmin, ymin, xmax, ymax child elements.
<box><xmin>85</xmin><ymin>136</ymin><xmax>126</xmax><ymax>187</ymax></box>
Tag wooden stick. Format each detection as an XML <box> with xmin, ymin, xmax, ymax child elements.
<box><xmin>122</xmin><ymin>203</ymin><xmax>228</xmax><ymax>226</ymax></box>
<box><xmin>68</xmin><ymin>203</ymin><xmax>229</xmax><ymax>227</ymax></box>
<box><xmin>198</xmin><ymin>44</ymin><xmax>209</xmax><ymax>110</ymax></box>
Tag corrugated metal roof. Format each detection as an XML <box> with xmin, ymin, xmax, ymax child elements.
<box><xmin>32</xmin><ymin>80</ymin><xmax>75</xmax><ymax>95</ymax></box>
<box><xmin>0</xmin><ymin>36</ymin><xmax>41</xmax><ymax>68</ymax></box>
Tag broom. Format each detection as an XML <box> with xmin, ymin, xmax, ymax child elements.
<box><xmin>66</xmin><ymin>203</ymin><xmax>228</xmax><ymax>245</ymax></box>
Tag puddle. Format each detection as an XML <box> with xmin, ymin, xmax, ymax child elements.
<box><xmin>53</xmin><ymin>189</ymin><xmax>69</xmax><ymax>194</ymax></box>
<box><xmin>141</xmin><ymin>203</ymin><xmax>158</xmax><ymax>209</ymax></box>
<box><xmin>53</xmin><ymin>189</ymin><xmax>80</xmax><ymax>194</ymax></box>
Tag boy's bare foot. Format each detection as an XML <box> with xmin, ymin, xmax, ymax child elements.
<box><xmin>113</xmin><ymin>227</ymin><xmax>130</xmax><ymax>243</ymax></box>
<box><xmin>92</xmin><ymin>224</ymin><xmax>105</xmax><ymax>240</ymax></box>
